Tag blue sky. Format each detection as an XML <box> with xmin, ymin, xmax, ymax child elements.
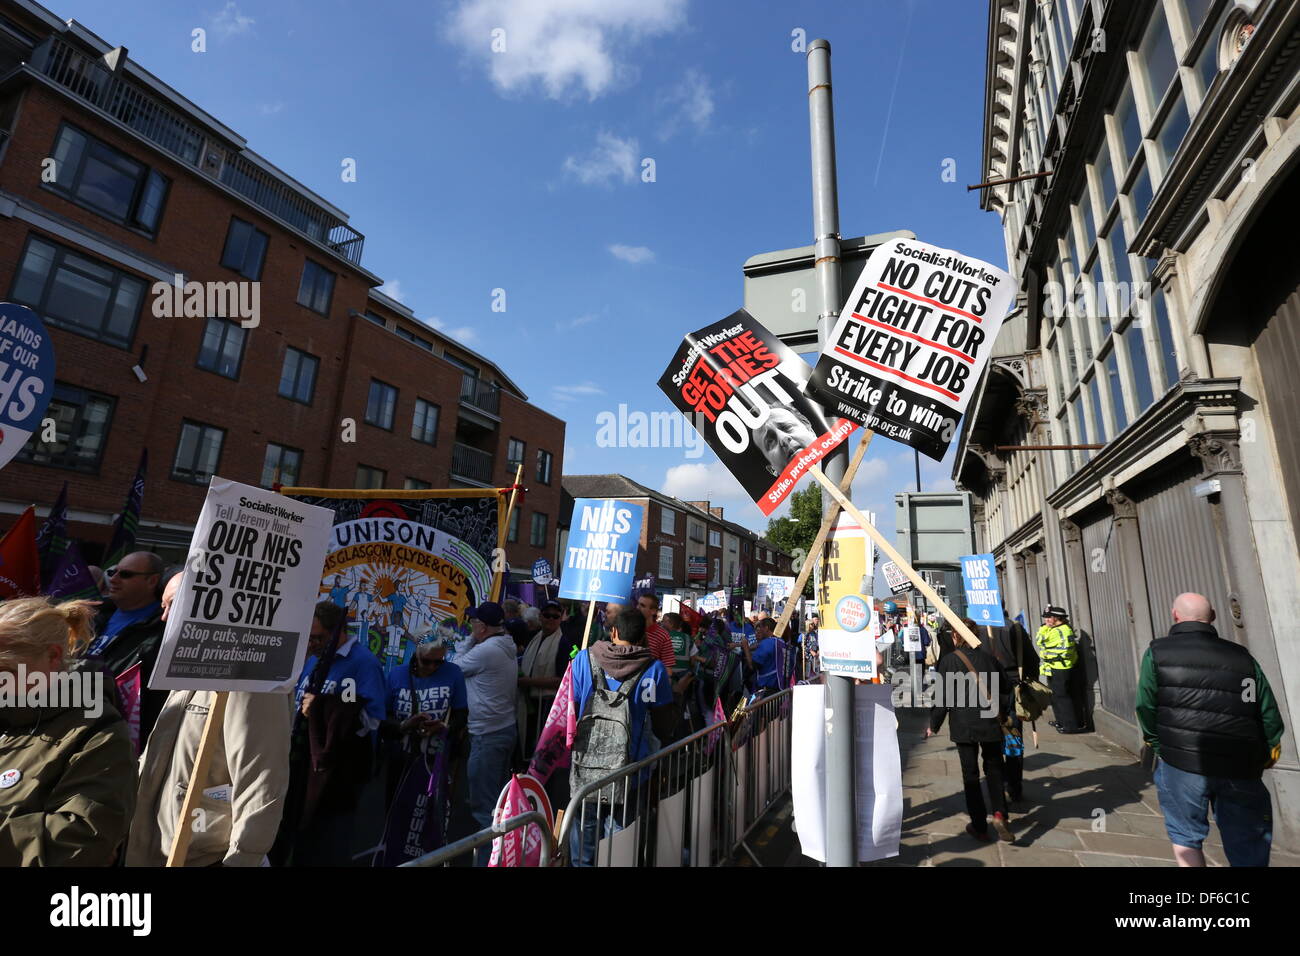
<box><xmin>59</xmin><ymin>0</ymin><xmax>1005</xmax><ymax>559</ymax></box>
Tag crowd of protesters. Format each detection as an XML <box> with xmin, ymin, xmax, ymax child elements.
<box><xmin>1</xmin><ymin>561</ymin><xmax>1284</xmax><ymax>867</ymax></box>
<box><xmin>0</xmin><ymin>568</ymin><xmax>814</xmax><ymax>867</ymax></box>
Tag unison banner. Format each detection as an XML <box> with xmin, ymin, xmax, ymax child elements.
<box><xmin>805</xmin><ymin>238</ymin><xmax>1015</xmax><ymax>461</ymax></box>
<box><xmin>659</xmin><ymin>311</ymin><xmax>857</xmax><ymax>516</ymax></box>
<box><xmin>283</xmin><ymin>487</ymin><xmax>504</xmax><ymax>666</ymax></box>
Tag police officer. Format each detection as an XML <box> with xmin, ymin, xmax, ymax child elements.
<box><xmin>1035</xmin><ymin>605</ymin><xmax>1087</xmax><ymax>734</ymax></box>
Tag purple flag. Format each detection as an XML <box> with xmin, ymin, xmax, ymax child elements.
<box><xmin>36</xmin><ymin>481</ymin><xmax>69</xmax><ymax>589</ymax></box>
<box><xmin>373</xmin><ymin>738</ymin><xmax>451</xmax><ymax>867</ymax></box>
<box><xmin>45</xmin><ymin>540</ymin><xmax>100</xmax><ymax>600</ymax></box>
<box><xmin>104</xmin><ymin>449</ymin><xmax>147</xmax><ymax>569</ymax></box>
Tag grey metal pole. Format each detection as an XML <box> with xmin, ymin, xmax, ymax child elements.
<box><xmin>807</xmin><ymin>38</ymin><xmax>855</xmax><ymax>869</ymax></box>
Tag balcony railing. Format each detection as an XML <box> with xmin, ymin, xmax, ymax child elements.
<box><xmin>459</xmin><ymin>375</ymin><xmax>500</xmax><ymax>416</ymax></box>
<box><xmin>451</xmin><ymin>442</ymin><xmax>493</xmax><ymax>484</ymax></box>
<box><xmin>32</xmin><ymin>37</ymin><xmax>365</xmax><ymax>266</ymax></box>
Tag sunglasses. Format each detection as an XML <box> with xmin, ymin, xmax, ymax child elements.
<box><xmin>107</xmin><ymin>567</ymin><xmax>154</xmax><ymax>580</ymax></box>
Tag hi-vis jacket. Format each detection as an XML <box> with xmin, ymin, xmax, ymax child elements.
<box><xmin>1035</xmin><ymin>623</ymin><xmax>1079</xmax><ymax>674</ymax></box>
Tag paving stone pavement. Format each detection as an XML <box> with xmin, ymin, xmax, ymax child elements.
<box><xmin>747</xmin><ymin>708</ymin><xmax>1299</xmax><ymax>868</ymax></box>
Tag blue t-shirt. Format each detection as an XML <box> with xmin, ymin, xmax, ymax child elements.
<box><xmin>750</xmin><ymin>637</ymin><xmax>794</xmax><ymax>689</ymax></box>
<box><xmin>87</xmin><ymin>602</ymin><xmax>160</xmax><ymax>656</ymax></box>
<box><xmin>386</xmin><ymin>661</ymin><xmax>467</xmax><ymax>722</ymax></box>
<box><xmin>295</xmin><ymin>633</ymin><xmax>388</xmax><ymax>729</ymax></box>
<box><xmin>570</xmin><ymin>649</ymin><xmax>672</xmax><ymax>764</ymax></box>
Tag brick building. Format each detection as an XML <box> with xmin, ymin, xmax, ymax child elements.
<box><xmin>0</xmin><ymin>2</ymin><xmax>564</xmax><ymax>574</ymax></box>
<box><xmin>560</xmin><ymin>474</ymin><xmax>795</xmax><ymax>602</ymax></box>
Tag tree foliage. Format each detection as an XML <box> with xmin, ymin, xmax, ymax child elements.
<box><xmin>764</xmin><ymin>483</ymin><xmax>823</xmax><ymax>597</ymax></box>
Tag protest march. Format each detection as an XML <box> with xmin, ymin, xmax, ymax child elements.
<box><xmin>0</xmin><ymin>3</ymin><xmax>1294</xmax><ymax>941</ymax></box>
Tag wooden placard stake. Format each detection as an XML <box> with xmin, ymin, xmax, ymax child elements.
<box><xmin>165</xmin><ymin>690</ymin><xmax>230</xmax><ymax>867</ymax></box>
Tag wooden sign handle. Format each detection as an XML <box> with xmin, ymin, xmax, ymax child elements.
<box><xmin>581</xmin><ymin>599</ymin><xmax>597</xmax><ymax>650</ymax></box>
<box><xmin>773</xmin><ymin>433</ymin><xmax>873</xmax><ymax>642</ymax></box>
<box><xmin>491</xmin><ymin>463</ymin><xmax>526</xmax><ymax>603</ymax></box>
<box><xmin>165</xmin><ymin>690</ymin><xmax>230</xmax><ymax>867</ymax></box>
<box><xmin>808</xmin><ymin>466</ymin><xmax>981</xmax><ymax>649</ymax></box>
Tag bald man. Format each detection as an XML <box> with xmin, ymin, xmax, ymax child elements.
<box><xmin>1136</xmin><ymin>593</ymin><xmax>1285</xmax><ymax>867</ymax></box>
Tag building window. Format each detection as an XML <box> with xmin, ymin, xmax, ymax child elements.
<box><xmin>297</xmin><ymin>260</ymin><xmax>335</xmax><ymax>315</ymax></box>
<box><xmin>658</xmin><ymin>545</ymin><xmax>674</xmax><ymax>579</ymax></box>
<box><xmin>507</xmin><ymin>438</ymin><xmax>525</xmax><ymax>471</ymax></box>
<box><xmin>507</xmin><ymin>508</ymin><xmax>519</xmax><ymax>544</ymax></box>
<box><xmin>411</xmin><ymin>399</ymin><xmax>439</xmax><ymax>445</ymax></box>
<box><xmin>405</xmin><ymin>477</ymin><xmax>431</xmax><ymax>490</ymax></box>
<box><xmin>356</xmin><ymin>465</ymin><xmax>386</xmax><ymax>489</ymax></box>
<box><xmin>661</xmin><ymin>508</ymin><xmax>676</xmax><ymax>535</ymax></box>
<box><xmin>172</xmin><ymin>421</ymin><xmax>224</xmax><ymax>484</ymax></box>
<box><xmin>712</xmin><ymin>557</ymin><xmax>720</xmax><ymax>583</ymax></box>
<box><xmin>196</xmin><ymin>317</ymin><xmax>247</xmax><ymax>379</ymax></box>
<box><xmin>535</xmin><ymin>449</ymin><xmax>553</xmax><ymax>485</ymax></box>
<box><xmin>1103</xmin><ymin>346</ymin><xmax>1129</xmax><ymax>433</ymax></box>
<box><xmin>261</xmin><ymin>443</ymin><xmax>302</xmax><ymax>488</ymax></box>
<box><xmin>1138</xmin><ymin>3</ymin><xmax>1179</xmax><ymax>111</ymax></box>
<box><xmin>1145</xmin><ymin>287</ymin><xmax>1182</xmax><ymax>391</ymax></box>
<box><xmin>220</xmin><ymin>218</ymin><xmax>268</xmax><ymax>280</ymax></box>
<box><xmin>365</xmin><ymin>380</ymin><xmax>398</xmax><ymax>430</ymax></box>
<box><xmin>708</xmin><ymin>530</ymin><xmax>721</xmax><ymax>548</ymax></box>
<box><xmin>530</xmin><ymin>512</ymin><xmax>548</xmax><ymax>548</ymax></box>
<box><xmin>9</xmin><ymin>235</ymin><xmax>146</xmax><ymax>349</ymax></box>
<box><xmin>1121</xmin><ymin>317</ymin><xmax>1156</xmax><ymax>412</ymax></box>
<box><xmin>395</xmin><ymin>326</ymin><xmax>434</xmax><ymax>351</ymax></box>
<box><xmin>364</xmin><ymin>311</ymin><xmax>387</xmax><ymax>327</ymax></box>
<box><xmin>1114</xmin><ymin>86</ymin><xmax>1143</xmax><ymax>167</ymax></box>
<box><xmin>1154</xmin><ymin>94</ymin><xmax>1190</xmax><ymax>178</ymax></box>
<box><xmin>278</xmin><ymin>347</ymin><xmax>318</xmax><ymax>404</ymax></box>
<box><xmin>17</xmin><ymin>383</ymin><xmax>114</xmax><ymax>472</ymax></box>
<box><xmin>47</xmin><ymin>123</ymin><xmax>169</xmax><ymax>233</ymax></box>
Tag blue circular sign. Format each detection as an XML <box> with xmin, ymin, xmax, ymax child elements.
<box><xmin>834</xmin><ymin>595</ymin><xmax>871</xmax><ymax>632</ymax></box>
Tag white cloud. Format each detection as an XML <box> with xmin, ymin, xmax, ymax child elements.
<box><xmin>556</xmin><ymin>312</ymin><xmax>599</xmax><ymax>332</ymax></box>
<box><xmin>425</xmin><ymin>315</ymin><xmax>478</xmax><ymax>345</ymax></box>
<box><xmin>925</xmin><ymin>476</ymin><xmax>957</xmax><ymax>493</ymax></box>
<box><xmin>659</xmin><ymin>68</ymin><xmax>714</xmax><ymax>137</ymax></box>
<box><xmin>445</xmin><ymin>0</ymin><xmax>688</xmax><ymax>100</ymax></box>
<box><xmin>377</xmin><ymin>279</ymin><xmax>405</xmax><ymax>303</ymax></box>
<box><xmin>662</xmin><ymin>460</ymin><xmax>746</xmax><ymax>503</ymax></box>
<box><xmin>258</xmin><ymin>101</ymin><xmax>286</xmax><ymax>116</ymax></box>
<box><xmin>562</xmin><ymin>132</ymin><xmax>639</xmax><ymax>186</ymax></box>
<box><xmin>211</xmin><ymin>2</ymin><xmax>255</xmax><ymax>38</ymax></box>
<box><xmin>552</xmin><ymin>381</ymin><xmax>606</xmax><ymax>403</ymax></box>
<box><xmin>608</xmin><ymin>244</ymin><xmax>654</xmax><ymax>264</ymax></box>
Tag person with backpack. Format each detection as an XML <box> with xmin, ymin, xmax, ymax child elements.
<box><xmin>982</xmin><ymin>611</ymin><xmax>1039</xmax><ymax>807</ymax></box>
<box><xmin>568</xmin><ymin>608</ymin><xmax>682</xmax><ymax>866</ymax></box>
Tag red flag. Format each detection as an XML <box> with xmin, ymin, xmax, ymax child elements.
<box><xmin>0</xmin><ymin>505</ymin><xmax>41</xmax><ymax>599</ymax></box>
<box><xmin>680</xmin><ymin>602</ymin><xmax>702</xmax><ymax>636</ymax></box>
<box><xmin>116</xmin><ymin>662</ymin><xmax>143</xmax><ymax>755</ymax></box>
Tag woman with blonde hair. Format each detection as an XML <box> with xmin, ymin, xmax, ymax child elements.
<box><xmin>0</xmin><ymin>597</ymin><xmax>136</xmax><ymax>866</ymax></box>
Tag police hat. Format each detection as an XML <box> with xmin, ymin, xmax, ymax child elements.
<box><xmin>1042</xmin><ymin>605</ymin><xmax>1068</xmax><ymax>619</ymax></box>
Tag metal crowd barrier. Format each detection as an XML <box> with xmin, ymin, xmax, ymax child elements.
<box><xmin>556</xmin><ymin>686</ymin><xmax>795</xmax><ymax>867</ymax></box>
<box><xmin>728</xmin><ymin>688</ymin><xmax>793</xmax><ymax>865</ymax></box>
<box><xmin>398</xmin><ymin>810</ymin><xmax>552</xmax><ymax>868</ymax></box>
<box><xmin>557</xmin><ymin>717</ymin><xmax>732</xmax><ymax>867</ymax></box>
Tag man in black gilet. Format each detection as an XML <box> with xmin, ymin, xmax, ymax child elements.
<box><xmin>1137</xmin><ymin>593</ymin><xmax>1285</xmax><ymax>867</ymax></box>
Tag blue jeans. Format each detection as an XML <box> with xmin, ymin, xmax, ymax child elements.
<box><xmin>1154</xmin><ymin>760</ymin><xmax>1272</xmax><ymax>866</ymax></box>
<box><xmin>468</xmin><ymin>726</ymin><xmax>516</xmax><ymax>865</ymax></box>
<box><xmin>569</xmin><ymin>802</ymin><xmax>627</xmax><ymax>867</ymax></box>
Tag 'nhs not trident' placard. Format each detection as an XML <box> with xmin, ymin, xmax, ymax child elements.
<box><xmin>558</xmin><ymin>498</ymin><xmax>645</xmax><ymax>604</ymax></box>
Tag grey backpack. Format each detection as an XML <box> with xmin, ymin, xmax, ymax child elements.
<box><xmin>571</xmin><ymin>656</ymin><xmax>652</xmax><ymax>802</ymax></box>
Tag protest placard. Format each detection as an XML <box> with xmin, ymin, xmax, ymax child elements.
<box><xmin>0</xmin><ymin>303</ymin><xmax>55</xmax><ymax>473</ymax></box>
<box><xmin>149</xmin><ymin>478</ymin><xmax>333</xmax><ymax>693</ymax></box>
<box><xmin>960</xmin><ymin>552</ymin><xmax>1005</xmax><ymax>626</ymax></box>
<box><xmin>557</xmin><ymin>498</ymin><xmax>644</xmax><ymax>603</ymax></box>
<box><xmin>882</xmin><ymin>561</ymin><xmax>911</xmax><ymax>595</ymax></box>
<box><xmin>805</xmin><ymin>238</ymin><xmax>1015</xmax><ymax>461</ymax></box>
<box><xmin>532</xmin><ymin>558</ymin><xmax>553</xmax><ymax>585</ymax></box>
<box><xmin>658</xmin><ymin>310</ymin><xmax>857</xmax><ymax>516</ymax></box>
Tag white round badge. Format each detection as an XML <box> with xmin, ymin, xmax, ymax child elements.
<box><xmin>0</xmin><ymin>768</ymin><xmax>21</xmax><ymax>789</ymax></box>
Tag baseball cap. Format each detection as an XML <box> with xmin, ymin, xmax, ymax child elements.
<box><xmin>467</xmin><ymin>601</ymin><xmax>505</xmax><ymax>626</ymax></box>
